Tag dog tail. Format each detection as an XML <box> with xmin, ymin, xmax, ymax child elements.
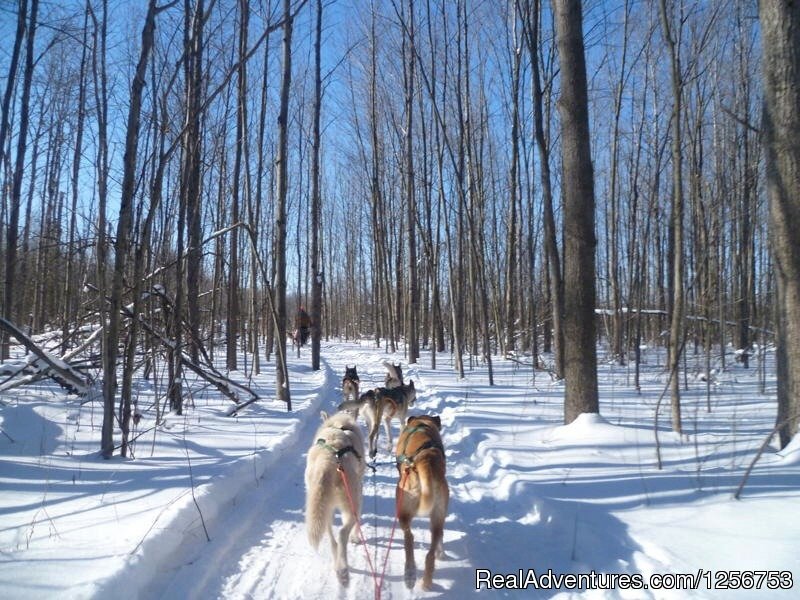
<box><xmin>305</xmin><ymin>468</ymin><xmax>333</xmax><ymax>549</ymax></box>
<box><xmin>384</xmin><ymin>361</ymin><xmax>403</xmax><ymax>382</ymax></box>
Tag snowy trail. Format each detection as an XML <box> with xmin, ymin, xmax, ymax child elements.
<box><xmin>3</xmin><ymin>339</ymin><xmax>799</xmax><ymax>599</ymax></box>
<box><xmin>148</xmin><ymin>344</ymin><xmax>471</xmax><ymax>599</ymax></box>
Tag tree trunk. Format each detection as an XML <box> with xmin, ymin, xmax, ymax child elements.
<box><xmin>2</xmin><ymin>0</ymin><xmax>37</xmax><ymax>360</ymax></box>
<box><xmin>275</xmin><ymin>0</ymin><xmax>293</xmax><ymax>408</ymax></box>
<box><xmin>554</xmin><ymin>0</ymin><xmax>599</xmax><ymax>424</ymax></box>
<box><xmin>405</xmin><ymin>0</ymin><xmax>419</xmax><ymax>365</ymax></box>
<box><xmin>228</xmin><ymin>0</ymin><xmax>246</xmax><ymax>371</ymax></box>
<box><xmin>62</xmin><ymin>5</ymin><xmax>91</xmax><ymax>354</ymax></box>
<box><xmin>91</xmin><ymin>0</ymin><xmax>111</xmax><ymax>398</ymax></box>
<box><xmin>310</xmin><ymin>0</ymin><xmax>323</xmax><ymax>371</ymax></box>
<box><xmin>505</xmin><ymin>9</ymin><xmax>522</xmax><ymax>355</ymax></box>
<box><xmin>185</xmin><ymin>0</ymin><xmax>205</xmax><ymax>365</ymax></box>
<box><xmin>659</xmin><ymin>0</ymin><xmax>684</xmax><ymax>434</ymax></box>
<box><xmin>760</xmin><ymin>0</ymin><xmax>800</xmax><ymax>449</ymax></box>
<box><xmin>522</xmin><ymin>0</ymin><xmax>564</xmax><ymax>379</ymax></box>
<box><xmin>103</xmin><ymin>0</ymin><xmax>161</xmax><ymax>457</ymax></box>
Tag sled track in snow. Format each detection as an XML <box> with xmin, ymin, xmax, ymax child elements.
<box><xmin>142</xmin><ymin>344</ymin><xmax>470</xmax><ymax>599</ymax></box>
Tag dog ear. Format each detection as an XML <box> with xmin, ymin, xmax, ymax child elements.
<box><xmin>431</xmin><ymin>415</ymin><xmax>442</xmax><ymax>429</ymax></box>
<box><xmin>409</xmin><ymin>379</ymin><xmax>414</xmax><ymax>388</ymax></box>
<box><xmin>320</xmin><ymin>410</ymin><xmax>329</xmax><ymax>422</ymax></box>
<box><xmin>406</xmin><ymin>415</ymin><xmax>417</xmax><ymax>425</ymax></box>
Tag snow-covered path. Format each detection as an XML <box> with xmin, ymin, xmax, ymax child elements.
<box><xmin>144</xmin><ymin>346</ymin><xmax>472</xmax><ymax>599</ymax></box>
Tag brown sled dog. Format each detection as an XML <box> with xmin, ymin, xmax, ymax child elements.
<box><xmin>395</xmin><ymin>415</ymin><xmax>449</xmax><ymax>590</ymax></box>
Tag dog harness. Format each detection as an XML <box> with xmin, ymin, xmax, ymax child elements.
<box><xmin>316</xmin><ymin>438</ymin><xmax>362</xmax><ymax>463</ymax></box>
<box><xmin>395</xmin><ymin>423</ymin><xmax>445</xmax><ymax>468</ymax></box>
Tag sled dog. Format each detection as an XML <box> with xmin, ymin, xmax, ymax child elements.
<box><xmin>370</xmin><ymin>380</ymin><xmax>416</xmax><ymax>458</ymax></box>
<box><xmin>341</xmin><ymin>365</ymin><xmax>360</xmax><ymax>404</ymax></box>
<box><xmin>337</xmin><ymin>389</ymin><xmax>379</xmax><ymax>447</ymax></box>
<box><xmin>395</xmin><ymin>415</ymin><xmax>449</xmax><ymax>590</ymax></box>
<box><xmin>304</xmin><ymin>411</ymin><xmax>365</xmax><ymax>587</ymax></box>
<box><xmin>384</xmin><ymin>361</ymin><xmax>404</xmax><ymax>389</ymax></box>
<box><xmin>337</xmin><ymin>380</ymin><xmax>417</xmax><ymax>458</ymax></box>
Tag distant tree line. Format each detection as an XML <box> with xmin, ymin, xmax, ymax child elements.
<box><xmin>0</xmin><ymin>0</ymin><xmax>798</xmax><ymax>453</ymax></box>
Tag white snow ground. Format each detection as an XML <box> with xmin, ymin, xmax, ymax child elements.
<box><xmin>1</xmin><ymin>339</ymin><xmax>799</xmax><ymax>599</ymax></box>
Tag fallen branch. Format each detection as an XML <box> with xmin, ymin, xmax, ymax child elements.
<box><xmin>119</xmin><ymin>302</ymin><xmax>258</xmax><ymax>407</ymax></box>
<box><xmin>82</xmin><ymin>281</ymin><xmax>260</xmax><ymax>407</ymax></box>
<box><xmin>0</xmin><ymin>318</ymin><xmax>90</xmax><ymax>395</ymax></box>
<box><xmin>733</xmin><ymin>412</ymin><xmax>800</xmax><ymax>500</ymax></box>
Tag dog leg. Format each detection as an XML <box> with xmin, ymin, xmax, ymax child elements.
<box><xmin>400</xmin><ymin>516</ymin><xmax>416</xmax><ymax>589</ymax></box>
<box><xmin>327</xmin><ymin>524</ymin><xmax>340</xmax><ymax>583</ymax></box>
<box><xmin>369</xmin><ymin>404</ymin><xmax>383</xmax><ymax>458</ymax></box>
<box><xmin>348</xmin><ymin>485</ymin><xmax>362</xmax><ymax>544</ymax></box>
<box><xmin>383</xmin><ymin>415</ymin><xmax>393</xmax><ymax>453</ymax></box>
<box><xmin>368</xmin><ymin>418</ymin><xmax>379</xmax><ymax>458</ymax></box>
<box><xmin>336</xmin><ymin>513</ymin><xmax>355</xmax><ymax>587</ymax></box>
<box><xmin>423</xmin><ymin>514</ymin><xmax>445</xmax><ymax>590</ymax></box>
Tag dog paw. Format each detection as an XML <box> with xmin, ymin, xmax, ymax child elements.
<box><xmin>336</xmin><ymin>567</ymin><xmax>350</xmax><ymax>587</ymax></box>
<box><xmin>404</xmin><ymin>565</ymin><xmax>416</xmax><ymax>589</ymax></box>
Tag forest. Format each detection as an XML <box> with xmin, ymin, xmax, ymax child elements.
<box><xmin>1</xmin><ymin>0</ymin><xmax>799</xmax><ymax>458</ymax></box>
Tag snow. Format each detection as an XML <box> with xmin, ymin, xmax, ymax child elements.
<box><xmin>1</xmin><ymin>340</ymin><xmax>798</xmax><ymax>599</ymax></box>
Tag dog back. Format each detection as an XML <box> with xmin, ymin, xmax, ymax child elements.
<box><xmin>376</xmin><ymin>380</ymin><xmax>416</xmax><ymax>416</ymax></box>
<box><xmin>305</xmin><ymin>412</ymin><xmax>365</xmax><ymax>545</ymax></box>
<box><xmin>396</xmin><ymin>415</ymin><xmax>447</xmax><ymax>516</ymax></box>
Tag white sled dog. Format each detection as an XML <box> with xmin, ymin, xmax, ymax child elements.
<box><xmin>304</xmin><ymin>411</ymin><xmax>366</xmax><ymax>587</ymax></box>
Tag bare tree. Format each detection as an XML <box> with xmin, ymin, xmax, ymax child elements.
<box><xmin>185</xmin><ymin>0</ymin><xmax>206</xmax><ymax>366</ymax></box>
<box><xmin>505</xmin><ymin>3</ymin><xmax>522</xmax><ymax>356</ymax></box>
<box><xmin>103</xmin><ymin>0</ymin><xmax>171</xmax><ymax>458</ymax></box>
<box><xmin>760</xmin><ymin>0</ymin><xmax>800</xmax><ymax>449</ymax></box>
<box><xmin>275</xmin><ymin>0</ymin><xmax>293</xmax><ymax>408</ymax></box>
<box><xmin>2</xmin><ymin>0</ymin><xmax>37</xmax><ymax>361</ymax></box>
<box><xmin>63</xmin><ymin>5</ymin><xmax>92</xmax><ymax>354</ymax></box>
<box><xmin>521</xmin><ymin>0</ymin><xmax>565</xmax><ymax>379</ymax></box>
<box><xmin>606</xmin><ymin>0</ymin><xmax>633</xmax><ymax>366</ymax></box>
<box><xmin>228</xmin><ymin>0</ymin><xmax>246</xmax><ymax>371</ymax></box>
<box><xmin>659</xmin><ymin>0</ymin><xmax>685</xmax><ymax>434</ymax></box>
<box><xmin>90</xmin><ymin>0</ymin><xmax>111</xmax><ymax>363</ymax></box>
<box><xmin>404</xmin><ymin>0</ymin><xmax>420</xmax><ymax>364</ymax></box>
<box><xmin>310</xmin><ymin>0</ymin><xmax>323</xmax><ymax>371</ymax></box>
<box><xmin>554</xmin><ymin>0</ymin><xmax>599</xmax><ymax>423</ymax></box>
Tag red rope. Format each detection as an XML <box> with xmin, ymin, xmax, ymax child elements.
<box><xmin>337</xmin><ymin>465</ymin><xmax>377</xmax><ymax>588</ymax></box>
<box><xmin>376</xmin><ymin>467</ymin><xmax>409</xmax><ymax>594</ymax></box>
<box><xmin>337</xmin><ymin>463</ymin><xmax>409</xmax><ymax>600</ymax></box>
